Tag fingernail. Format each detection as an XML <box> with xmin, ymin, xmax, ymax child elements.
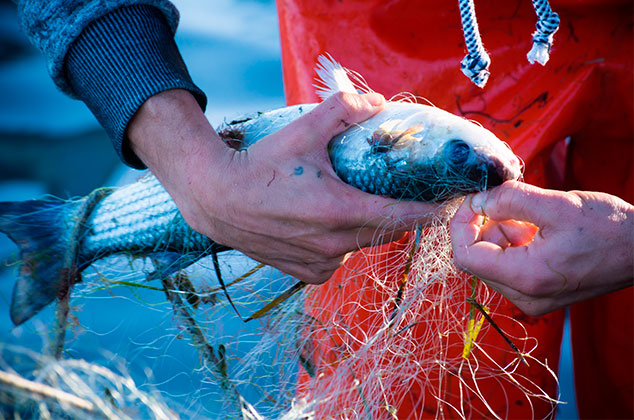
<box><xmin>365</xmin><ymin>93</ymin><xmax>385</xmax><ymax>107</ymax></box>
<box><xmin>470</xmin><ymin>191</ymin><xmax>487</xmax><ymax>212</ymax></box>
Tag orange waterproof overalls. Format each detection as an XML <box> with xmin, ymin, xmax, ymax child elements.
<box><xmin>277</xmin><ymin>0</ymin><xmax>633</xmax><ymax>418</ymax></box>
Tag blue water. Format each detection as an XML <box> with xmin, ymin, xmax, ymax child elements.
<box><xmin>0</xmin><ymin>0</ymin><xmax>579</xmax><ymax>418</ymax></box>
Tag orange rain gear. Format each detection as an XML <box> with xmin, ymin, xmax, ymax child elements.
<box><xmin>277</xmin><ymin>0</ymin><xmax>632</xmax><ymax>418</ymax></box>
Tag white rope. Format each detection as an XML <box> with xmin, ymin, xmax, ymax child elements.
<box><xmin>458</xmin><ymin>0</ymin><xmax>490</xmax><ymax>88</ymax></box>
<box><xmin>457</xmin><ymin>0</ymin><xmax>559</xmax><ymax>87</ymax></box>
<box><xmin>527</xmin><ymin>0</ymin><xmax>561</xmax><ymax>65</ymax></box>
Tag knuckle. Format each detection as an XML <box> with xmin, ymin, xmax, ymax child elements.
<box><xmin>501</xmin><ymin>185</ymin><xmax>525</xmax><ymax>212</ymax></box>
<box><xmin>318</xmin><ymin>267</ymin><xmax>338</xmax><ymax>282</ymax></box>
<box><xmin>329</xmin><ymin>91</ymin><xmax>367</xmax><ymax>120</ymax></box>
<box><xmin>517</xmin><ymin>273</ymin><xmax>551</xmax><ymax>298</ymax></box>
<box><xmin>181</xmin><ymin>210</ymin><xmax>203</xmax><ymax>234</ymax></box>
<box><xmin>321</xmin><ymin>242</ymin><xmax>348</xmax><ymax>260</ymax></box>
<box><xmin>500</xmin><ymin>180</ymin><xmax>530</xmax><ymax>204</ymax></box>
<box><xmin>516</xmin><ymin>301</ymin><xmax>549</xmax><ymax>317</ymax></box>
<box><xmin>513</xmin><ymin>301</ymin><xmax>532</xmax><ymax>316</ymax></box>
<box><xmin>303</xmin><ymin>269</ymin><xmax>334</xmax><ymax>285</ymax></box>
<box><xmin>301</xmin><ymin>273</ymin><xmax>319</xmax><ymax>284</ymax></box>
<box><xmin>331</xmin><ymin>91</ymin><xmax>358</xmax><ymax>109</ymax></box>
<box><xmin>563</xmin><ymin>191</ymin><xmax>585</xmax><ymax>212</ymax></box>
<box><xmin>307</xmin><ymin>258</ymin><xmax>344</xmax><ymax>284</ymax></box>
<box><xmin>316</xmin><ymin>205</ymin><xmax>348</xmax><ymax>229</ymax></box>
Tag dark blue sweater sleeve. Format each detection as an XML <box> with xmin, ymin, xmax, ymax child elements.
<box><xmin>65</xmin><ymin>5</ymin><xmax>206</xmax><ymax>168</ymax></box>
<box><xmin>17</xmin><ymin>1</ymin><xmax>206</xmax><ymax>168</ymax></box>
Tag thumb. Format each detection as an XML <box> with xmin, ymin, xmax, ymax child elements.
<box><xmin>291</xmin><ymin>92</ymin><xmax>385</xmax><ymax>150</ymax></box>
<box><xmin>468</xmin><ymin>181</ymin><xmax>559</xmax><ymax>227</ymax></box>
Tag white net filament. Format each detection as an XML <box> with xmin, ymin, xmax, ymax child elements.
<box><xmin>2</xmin><ymin>140</ymin><xmax>553</xmax><ymax>419</ymax></box>
<box><xmin>2</xmin><ymin>197</ymin><xmax>559</xmax><ymax>419</ymax></box>
<box><xmin>2</xmin><ymin>56</ymin><xmax>552</xmax><ymax>416</ymax></box>
<box><xmin>284</xmin><ymin>202</ymin><xmax>559</xmax><ymax>419</ymax></box>
<box><xmin>0</xmin><ymin>345</ymin><xmax>176</xmax><ymax>420</ymax></box>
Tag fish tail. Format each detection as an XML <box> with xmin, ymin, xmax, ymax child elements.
<box><xmin>0</xmin><ymin>189</ymin><xmax>111</xmax><ymax>325</ymax></box>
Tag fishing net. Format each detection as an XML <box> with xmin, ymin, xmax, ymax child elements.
<box><xmin>0</xmin><ymin>61</ymin><xmax>556</xmax><ymax>417</ymax></box>
<box><xmin>289</xmin><ymin>203</ymin><xmax>559</xmax><ymax>419</ymax></box>
<box><xmin>0</xmin><ymin>344</ymin><xmax>175</xmax><ymax>419</ymax></box>
<box><xmin>1</xmin><ymin>196</ymin><xmax>559</xmax><ymax>419</ymax></box>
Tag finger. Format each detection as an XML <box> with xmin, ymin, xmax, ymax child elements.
<box><xmin>258</xmin><ymin>254</ymin><xmax>347</xmax><ymax>285</ymax></box>
<box><xmin>284</xmin><ymin>92</ymin><xmax>385</xmax><ymax>151</ymax></box>
<box><xmin>450</xmin><ymin>195</ymin><xmax>484</xmax><ymax>248</ymax></box>
<box><xmin>452</xmin><ymin>239</ymin><xmax>537</xmax><ymax>285</ymax></box>
<box><xmin>285</xmin><ymin>227</ymin><xmax>406</xmax><ymax>261</ymax></box>
<box><xmin>480</xmin><ymin>219</ymin><xmax>539</xmax><ymax>247</ymax></box>
<box><xmin>228</xmin><ymin>223</ymin><xmax>397</xmax><ymax>267</ymax></box>
<box><xmin>353</xmin><ymin>226</ymin><xmax>408</xmax><ymax>249</ymax></box>
<box><xmin>339</xmin><ymin>191</ymin><xmax>442</xmax><ymax>231</ymax></box>
<box><xmin>478</xmin><ymin>222</ymin><xmax>510</xmax><ymax>247</ymax></box>
<box><xmin>468</xmin><ymin>181</ymin><xmax>563</xmax><ymax>227</ymax></box>
<box><xmin>473</xmin><ymin>275</ymin><xmax>550</xmax><ymax>315</ymax></box>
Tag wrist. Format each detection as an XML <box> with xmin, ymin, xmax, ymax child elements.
<box><xmin>576</xmin><ymin>191</ymin><xmax>634</xmax><ymax>290</ymax></box>
<box><xmin>127</xmin><ymin>89</ymin><xmax>229</xmax><ymax>182</ymax></box>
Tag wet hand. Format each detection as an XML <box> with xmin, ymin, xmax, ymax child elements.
<box><xmin>450</xmin><ymin>181</ymin><xmax>634</xmax><ymax>316</ymax></box>
<box><xmin>129</xmin><ymin>90</ymin><xmax>439</xmax><ymax>284</ymax></box>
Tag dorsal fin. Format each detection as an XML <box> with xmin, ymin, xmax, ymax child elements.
<box><xmin>313</xmin><ymin>54</ymin><xmax>359</xmax><ymax>101</ymax></box>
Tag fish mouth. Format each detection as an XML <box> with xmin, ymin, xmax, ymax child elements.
<box><xmin>482</xmin><ymin>154</ymin><xmax>521</xmax><ymax>189</ymax></box>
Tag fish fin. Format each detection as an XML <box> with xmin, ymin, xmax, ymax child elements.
<box><xmin>147</xmin><ymin>253</ymin><xmax>203</xmax><ymax>281</ymax></box>
<box><xmin>314</xmin><ymin>54</ymin><xmax>359</xmax><ymax>101</ymax></box>
<box><xmin>0</xmin><ymin>189</ymin><xmax>111</xmax><ymax>325</ymax></box>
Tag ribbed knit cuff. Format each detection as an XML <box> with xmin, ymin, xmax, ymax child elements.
<box><xmin>65</xmin><ymin>5</ymin><xmax>207</xmax><ymax>168</ymax></box>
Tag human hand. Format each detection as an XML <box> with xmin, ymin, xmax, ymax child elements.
<box><xmin>450</xmin><ymin>181</ymin><xmax>634</xmax><ymax>316</ymax></box>
<box><xmin>128</xmin><ymin>89</ymin><xmax>439</xmax><ymax>284</ymax></box>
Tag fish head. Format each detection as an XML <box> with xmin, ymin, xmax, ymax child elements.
<box><xmin>330</xmin><ymin>103</ymin><xmax>522</xmax><ymax>202</ymax></box>
<box><xmin>423</xmin><ymin>110</ymin><xmax>522</xmax><ymax>198</ymax></box>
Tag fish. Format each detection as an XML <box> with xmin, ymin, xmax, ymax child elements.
<box><xmin>0</xmin><ymin>55</ymin><xmax>521</xmax><ymax>326</ymax></box>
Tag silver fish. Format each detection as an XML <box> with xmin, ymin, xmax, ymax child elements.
<box><xmin>0</xmin><ymin>56</ymin><xmax>520</xmax><ymax>325</ymax></box>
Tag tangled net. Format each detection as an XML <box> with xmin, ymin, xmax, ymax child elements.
<box><xmin>290</xmin><ymin>203</ymin><xmax>559</xmax><ymax>419</ymax></box>
<box><xmin>1</xmin><ymin>199</ymin><xmax>559</xmax><ymax>419</ymax></box>
<box><xmin>0</xmin><ymin>344</ymin><xmax>174</xmax><ymax>419</ymax></box>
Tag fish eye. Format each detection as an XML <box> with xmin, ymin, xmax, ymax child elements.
<box><xmin>447</xmin><ymin>139</ymin><xmax>471</xmax><ymax>165</ymax></box>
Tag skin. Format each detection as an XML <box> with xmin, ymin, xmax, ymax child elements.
<box><xmin>451</xmin><ymin>181</ymin><xmax>634</xmax><ymax>316</ymax></box>
<box><xmin>127</xmin><ymin>89</ymin><xmax>439</xmax><ymax>284</ymax></box>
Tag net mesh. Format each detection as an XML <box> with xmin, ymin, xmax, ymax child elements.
<box><xmin>0</xmin><ymin>198</ymin><xmax>560</xmax><ymax>419</ymax></box>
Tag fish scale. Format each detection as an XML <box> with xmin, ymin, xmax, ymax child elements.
<box><xmin>83</xmin><ymin>175</ymin><xmax>214</xmax><ymax>257</ymax></box>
